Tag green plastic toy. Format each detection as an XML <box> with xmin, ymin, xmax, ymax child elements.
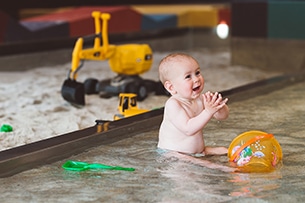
<box><xmin>62</xmin><ymin>160</ymin><xmax>135</xmax><ymax>172</ymax></box>
<box><xmin>0</xmin><ymin>124</ymin><xmax>13</xmax><ymax>132</ymax></box>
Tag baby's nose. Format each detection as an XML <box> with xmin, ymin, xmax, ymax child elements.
<box><xmin>193</xmin><ymin>77</ymin><xmax>200</xmax><ymax>83</ymax></box>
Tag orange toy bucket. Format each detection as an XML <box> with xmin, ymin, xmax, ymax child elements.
<box><xmin>228</xmin><ymin>130</ymin><xmax>282</xmax><ymax>172</ymax></box>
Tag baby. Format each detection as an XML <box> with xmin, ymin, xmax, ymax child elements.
<box><xmin>158</xmin><ymin>53</ymin><xmax>229</xmax><ymax>156</ymax></box>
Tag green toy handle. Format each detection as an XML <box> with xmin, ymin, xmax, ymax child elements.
<box><xmin>62</xmin><ymin>160</ymin><xmax>135</xmax><ymax>172</ymax></box>
<box><xmin>87</xmin><ymin>163</ymin><xmax>135</xmax><ymax>171</ymax></box>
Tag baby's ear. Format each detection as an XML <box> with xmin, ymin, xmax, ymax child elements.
<box><xmin>164</xmin><ymin>81</ymin><xmax>176</xmax><ymax>95</ymax></box>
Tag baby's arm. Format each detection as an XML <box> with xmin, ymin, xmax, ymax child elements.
<box><xmin>165</xmin><ymin>98</ymin><xmax>221</xmax><ymax>136</ymax></box>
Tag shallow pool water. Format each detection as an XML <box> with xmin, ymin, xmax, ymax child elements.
<box><xmin>1</xmin><ymin>81</ymin><xmax>305</xmax><ymax>202</ymax></box>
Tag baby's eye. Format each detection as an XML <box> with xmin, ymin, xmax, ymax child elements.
<box><xmin>185</xmin><ymin>74</ymin><xmax>191</xmax><ymax>79</ymax></box>
<box><xmin>195</xmin><ymin>70</ymin><xmax>201</xmax><ymax>76</ymax></box>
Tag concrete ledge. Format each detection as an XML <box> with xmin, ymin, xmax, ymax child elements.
<box><xmin>231</xmin><ymin>37</ymin><xmax>305</xmax><ymax>73</ymax></box>
<box><xmin>0</xmin><ymin>109</ymin><xmax>164</xmax><ymax>178</ymax></box>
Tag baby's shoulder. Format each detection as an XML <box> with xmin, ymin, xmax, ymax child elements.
<box><xmin>164</xmin><ymin>97</ymin><xmax>182</xmax><ymax>110</ymax></box>
<box><xmin>165</xmin><ymin>97</ymin><xmax>178</xmax><ymax>105</ymax></box>
<box><xmin>166</xmin><ymin>97</ymin><xmax>180</xmax><ymax>105</ymax></box>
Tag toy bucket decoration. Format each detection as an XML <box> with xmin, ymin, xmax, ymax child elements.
<box><xmin>228</xmin><ymin>130</ymin><xmax>282</xmax><ymax>173</ymax></box>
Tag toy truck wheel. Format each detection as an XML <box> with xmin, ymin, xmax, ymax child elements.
<box><xmin>84</xmin><ymin>78</ymin><xmax>99</xmax><ymax>94</ymax></box>
<box><xmin>126</xmin><ymin>83</ymin><xmax>147</xmax><ymax>101</ymax></box>
<box><xmin>136</xmin><ymin>85</ymin><xmax>148</xmax><ymax>101</ymax></box>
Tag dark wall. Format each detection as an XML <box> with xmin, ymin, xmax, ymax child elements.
<box><xmin>231</xmin><ymin>0</ymin><xmax>305</xmax><ymax>72</ymax></box>
<box><xmin>231</xmin><ymin>0</ymin><xmax>305</xmax><ymax>40</ymax></box>
<box><xmin>231</xmin><ymin>1</ymin><xmax>267</xmax><ymax>38</ymax></box>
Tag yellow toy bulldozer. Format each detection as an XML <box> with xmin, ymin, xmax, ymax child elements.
<box><xmin>61</xmin><ymin>11</ymin><xmax>167</xmax><ymax>106</ymax></box>
<box><xmin>114</xmin><ymin>93</ymin><xmax>148</xmax><ymax>120</ymax></box>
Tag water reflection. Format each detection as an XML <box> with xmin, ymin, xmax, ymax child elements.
<box><xmin>228</xmin><ymin>171</ymin><xmax>282</xmax><ymax>198</ymax></box>
<box><xmin>156</xmin><ymin>152</ymin><xmax>236</xmax><ymax>202</ymax></box>
<box><xmin>156</xmin><ymin>150</ymin><xmax>284</xmax><ymax>201</ymax></box>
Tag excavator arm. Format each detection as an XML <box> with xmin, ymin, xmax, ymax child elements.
<box><xmin>69</xmin><ymin>12</ymin><xmax>116</xmax><ymax>80</ymax></box>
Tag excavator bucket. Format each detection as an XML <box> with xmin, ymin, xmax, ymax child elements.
<box><xmin>61</xmin><ymin>79</ymin><xmax>85</xmax><ymax>106</ymax></box>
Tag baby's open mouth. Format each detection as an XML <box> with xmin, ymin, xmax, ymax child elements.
<box><xmin>193</xmin><ymin>86</ymin><xmax>200</xmax><ymax>91</ymax></box>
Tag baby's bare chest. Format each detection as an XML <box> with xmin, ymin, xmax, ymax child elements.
<box><xmin>181</xmin><ymin>100</ymin><xmax>204</xmax><ymax>117</ymax></box>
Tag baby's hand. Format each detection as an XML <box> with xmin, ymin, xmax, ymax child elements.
<box><xmin>203</xmin><ymin>91</ymin><xmax>228</xmax><ymax>115</ymax></box>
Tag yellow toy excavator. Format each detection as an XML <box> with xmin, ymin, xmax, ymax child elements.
<box><xmin>61</xmin><ymin>11</ymin><xmax>167</xmax><ymax>106</ymax></box>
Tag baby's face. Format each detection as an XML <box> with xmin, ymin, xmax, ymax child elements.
<box><xmin>169</xmin><ymin>58</ymin><xmax>204</xmax><ymax>100</ymax></box>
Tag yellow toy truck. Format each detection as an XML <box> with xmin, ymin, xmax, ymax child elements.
<box><xmin>114</xmin><ymin>93</ymin><xmax>148</xmax><ymax>120</ymax></box>
<box><xmin>61</xmin><ymin>11</ymin><xmax>167</xmax><ymax>106</ymax></box>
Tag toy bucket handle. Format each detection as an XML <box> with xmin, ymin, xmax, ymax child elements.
<box><xmin>229</xmin><ymin>133</ymin><xmax>274</xmax><ymax>162</ymax></box>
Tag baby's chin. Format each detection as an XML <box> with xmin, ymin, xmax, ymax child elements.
<box><xmin>191</xmin><ymin>92</ymin><xmax>202</xmax><ymax>99</ymax></box>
